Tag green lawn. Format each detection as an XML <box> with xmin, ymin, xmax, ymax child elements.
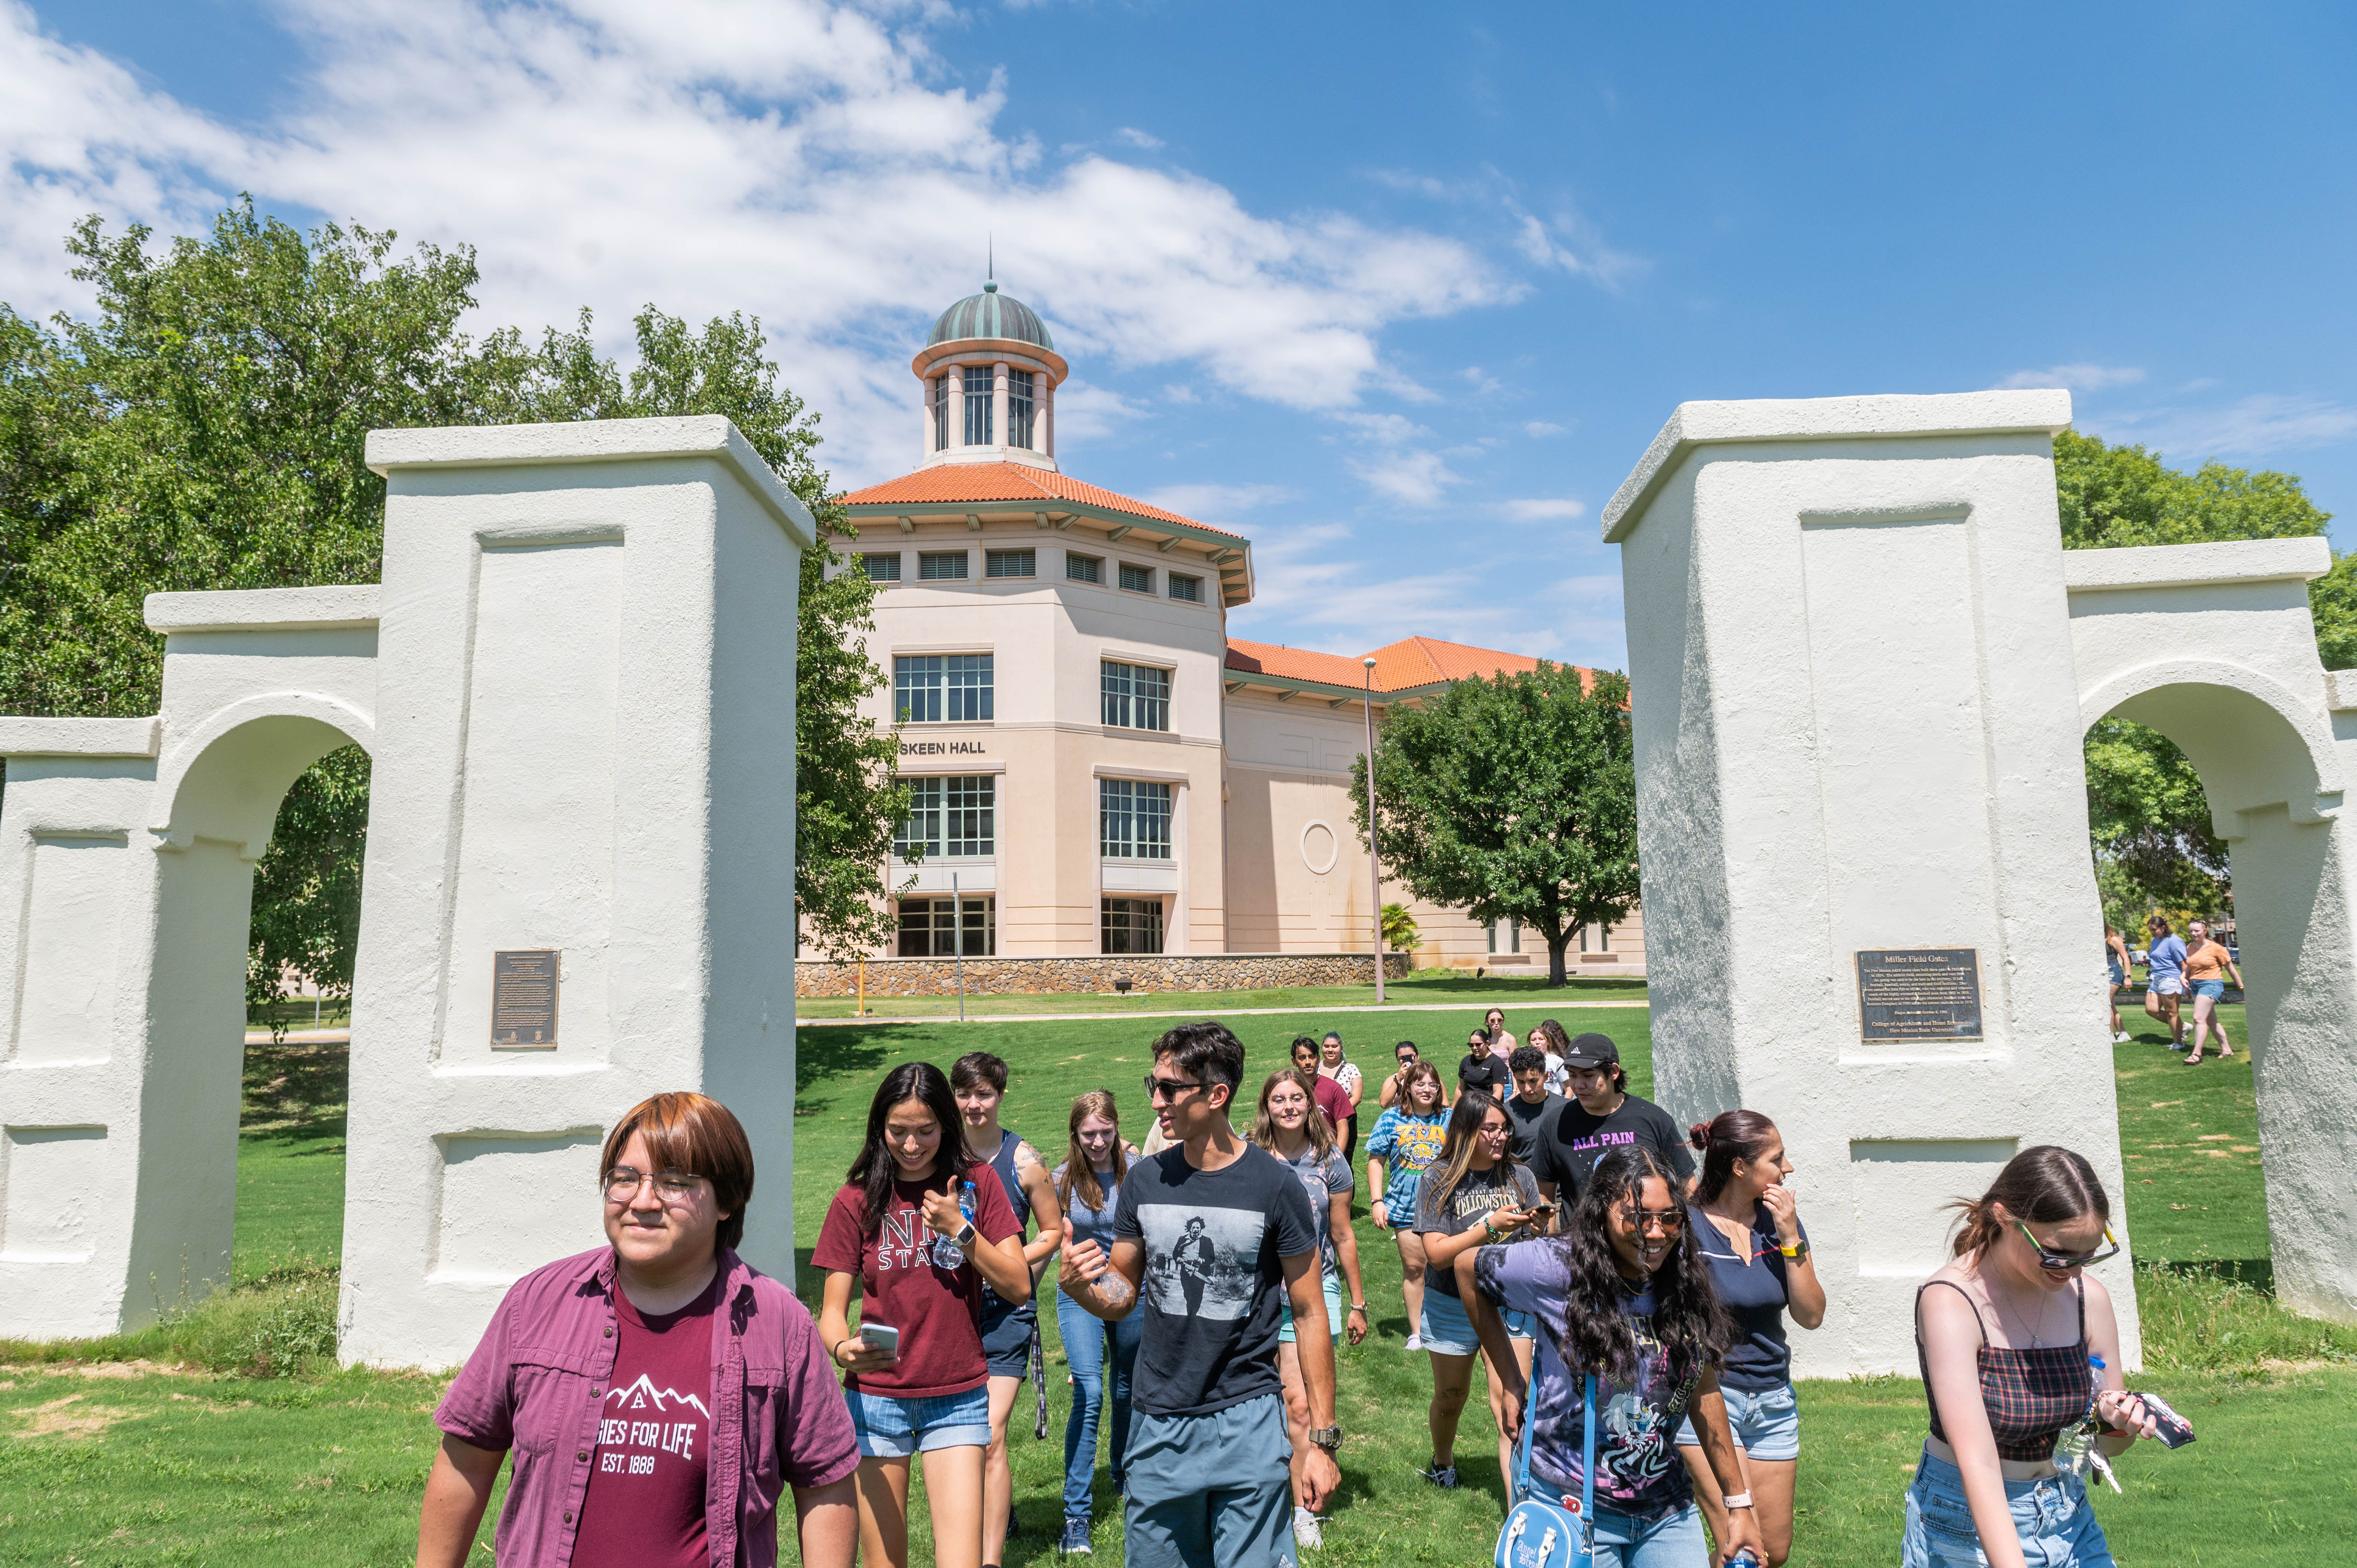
<box><xmin>4</xmin><ymin>993</ymin><xmax>2351</xmax><ymax>1566</ymax></box>
<box><xmin>794</xmin><ymin>971</ymin><xmax>1648</xmax><ymax>1020</ymax></box>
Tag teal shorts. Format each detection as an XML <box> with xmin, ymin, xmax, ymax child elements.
<box><xmin>1278</xmin><ymin>1273</ymin><xmax>1344</xmax><ymax>1343</ymax></box>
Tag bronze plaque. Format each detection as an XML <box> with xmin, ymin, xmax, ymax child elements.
<box><xmin>1855</xmin><ymin>948</ymin><xmax>1983</xmax><ymax>1042</ymax></box>
<box><xmin>491</xmin><ymin>949</ymin><xmax>560</xmax><ymax>1047</ymax></box>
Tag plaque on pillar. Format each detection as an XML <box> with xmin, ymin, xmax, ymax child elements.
<box><xmin>491</xmin><ymin>949</ymin><xmax>561</xmax><ymax>1047</ymax></box>
<box><xmin>1854</xmin><ymin>948</ymin><xmax>1983</xmax><ymax>1042</ymax></box>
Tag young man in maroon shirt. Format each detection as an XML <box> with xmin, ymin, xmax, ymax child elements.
<box><xmin>419</xmin><ymin>1092</ymin><xmax>860</xmax><ymax>1568</ymax></box>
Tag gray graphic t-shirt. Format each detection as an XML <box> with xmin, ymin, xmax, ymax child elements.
<box><xmin>1114</xmin><ymin>1142</ymin><xmax>1317</xmax><ymax>1416</ymax></box>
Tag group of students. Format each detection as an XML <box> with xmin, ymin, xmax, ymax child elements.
<box><xmin>413</xmin><ymin>1017</ymin><xmax>2176</xmax><ymax>1568</ymax></box>
<box><xmin>2106</xmin><ymin>915</ymin><xmax>2244</xmax><ymax>1064</ymax></box>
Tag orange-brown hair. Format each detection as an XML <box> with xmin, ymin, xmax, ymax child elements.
<box><xmin>1947</xmin><ymin>1144</ymin><xmax>2109</xmax><ymax>1261</ymax></box>
<box><xmin>601</xmin><ymin>1092</ymin><xmax>756</xmax><ymax>1253</ymax></box>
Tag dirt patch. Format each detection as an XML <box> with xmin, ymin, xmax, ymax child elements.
<box><xmin>0</xmin><ymin>1359</ymin><xmax>194</xmax><ymax>1380</ymax></box>
<box><xmin>12</xmin><ymin>1393</ymin><xmax>138</xmax><ymax>1439</ymax></box>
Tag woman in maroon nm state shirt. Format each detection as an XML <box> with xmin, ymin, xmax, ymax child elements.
<box><xmin>814</xmin><ymin>1062</ymin><xmax>1032</xmax><ymax>1568</ymax></box>
<box><xmin>420</xmin><ymin>1092</ymin><xmax>860</xmax><ymax>1568</ymax></box>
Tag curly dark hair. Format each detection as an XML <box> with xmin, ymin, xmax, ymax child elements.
<box><xmin>1549</xmin><ymin>1146</ymin><xmax>1730</xmax><ymax>1386</ymax></box>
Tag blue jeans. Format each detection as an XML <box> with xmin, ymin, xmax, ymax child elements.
<box><xmin>1903</xmin><ymin>1448</ymin><xmax>2114</xmax><ymax>1566</ymax></box>
<box><xmin>1057</xmin><ymin>1291</ymin><xmax>1141</xmax><ymax>1519</ymax></box>
<box><xmin>1511</xmin><ymin>1480</ymin><xmax>1706</xmax><ymax>1568</ymax></box>
<box><xmin>1125</xmin><ymin>1394</ymin><xmax>1293</xmax><ymax>1568</ymax></box>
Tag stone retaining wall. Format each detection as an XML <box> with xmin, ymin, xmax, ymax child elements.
<box><xmin>795</xmin><ymin>951</ymin><xmax>1412</xmax><ymax>998</ymax></box>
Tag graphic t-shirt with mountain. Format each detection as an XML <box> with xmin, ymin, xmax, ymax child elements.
<box><xmin>571</xmin><ymin>1272</ymin><xmax>721</xmax><ymax>1568</ymax></box>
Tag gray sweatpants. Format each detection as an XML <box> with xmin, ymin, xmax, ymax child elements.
<box><xmin>1123</xmin><ymin>1393</ymin><xmax>1294</xmax><ymax>1568</ymax></box>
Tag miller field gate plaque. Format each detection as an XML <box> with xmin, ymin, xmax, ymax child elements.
<box><xmin>491</xmin><ymin>949</ymin><xmax>561</xmax><ymax>1047</ymax></box>
<box><xmin>1854</xmin><ymin>948</ymin><xmax>1984</xmax><ymax>1042</ymax></box>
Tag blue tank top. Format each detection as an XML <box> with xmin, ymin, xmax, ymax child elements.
<box><xmin>982</xmin><ymin>1128</ymin><xmax>1037</xmax><ymax>1324</ymax></box>
<box><xmin>1054</xmin><ymin>1159</ymin><xmax>1123</xmax><ymax>1253</ymax></box>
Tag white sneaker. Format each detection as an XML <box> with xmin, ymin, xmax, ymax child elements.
<box><xmin>1293</xmin><ymin>1507</ymin><xmax>1323</xmax><ymax>1550</ymax></box>
<box><xmin>1403</xmin><ymin>1332</ymin><xmax>1422</xmax><ymax>1352</ymax></box>
<box><xmin>2112</xmin><ymin>1031</ymin><xmax>2130</xmax><ymax>1042</ymax></box>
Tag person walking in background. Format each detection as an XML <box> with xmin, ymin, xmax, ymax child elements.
<box><xmin>1459</xmin><ymin>1026</ymin><xmax>1512</xmax><ymax>1102</ymax></box>
<box><xmin>952</xmin><ymin>1051</ymin><xmax>1066</xmax><ymax>1566</ymax></box>
<box><xmin>1366</xmin><ymin>1060</ymin><xmax>1451</xmax><ymax>1351</ymax></box>
<box><xmin>1292</xmin><ymin>1037</ymin><xmax>1355</xmax><ymax>1149</ymax></box>
<box><xmin>1378</xmin><ymin>1040</ymin><xmax>1448</xmax><ymax>1110</ymax></box>
<box><xmin>1410</xmin><ymin>1089</ymin><xmax>1545</xmax><ymax>1493</ymax></box>
<box><xmin>420</xmin><ymin>1092</ymin><xmax>859</xmax><ymax>1568</ymax></box>
<box><xmin>1482</xmin><ymin>1008</ymin><xmax>1519</xmax><ymax>1056</ymax></box>
<box><xmin>1524</xmin><ymin>1033</ymin><xmax>1696</xmax><ymax>1204</ymax></box>
<box><xmin>1053</xmin><ymin>1092</ymin><xmax>1142</xmax><ymax>1556</ymax></box>
<box><xmin>1502</xmin><ymin>1046</ymin><xmax>1566</xmax><ymax>1186</ymax></box>
<box><xmin>813</xmin><ymin>1063</ymin><xmax>1032</xmax><ymax>1568</ymax></box>
<box><xmin>2180</xmin><ymin>920</ymin><xmax>2244</xmax><ymax>1066</ymax></box>
<box><xmin>1673</xmin><ymin>1112</ymin><xmax>1825</xmax><ymax>1568</ymax></box>
<box><xmin>1530</xmin><ymin>1019</ymin><xmax>1572</xmax><ymax>1098</ymax></box>
<box><xmin>1251</xmin><ymin>1068</ymin><xmax>1370</xmax><ymax>1549</ymax></box>
<box><xmin>1058</xmin><ymin>1022</ymin><xmax>1340</xmax><ymax>1568</ymax></box>
<box><xmin>2103</xmin><ymin>927</ymin><xmax>2133</xmax><ymax>1043</ymax></box>
<box><xmin>2143</xmin><ymin>916</ymin><xmax>2188</xmax><ymax>1049</ymax></box>
<box><xmin>1318</xmin><ymin>1031</ymin><xmax>1366</xmax><ymax>1168</ymax></box>
<box><xmin>1464</xmin><ymin>1146</ymin><xmax>1766</xmax><ymax>1568</ymax></box>
<box><xmin>1907</xmin><ymin>1147</ymin><xmax>2159</xmax><ymax>1568</ymax></box>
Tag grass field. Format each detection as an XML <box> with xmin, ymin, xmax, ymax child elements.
<box><xmin>793</xmin><ymin>971</ymin><xmax>1649</xmax><ymax>1020</ymax></box>
<box><xmin>4</xmin><ymin>996</ymin><xmax>2353</xmax><ymax>1566</ymax></box>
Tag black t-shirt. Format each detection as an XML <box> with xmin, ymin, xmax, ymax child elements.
<box><xmin>1113</xmin><ymin>1142</ymin><xmax>1317</xmax><ymax>1416</ymax></box>
<box><xmin>1413</xmin><ymin>1161</ymin><xmax>1541</xmax><ymax>1300</ymax></box>
<box><xmin>1503</xmin><ymin>1090</ymin><xmax>1565</xmax><ymax>1166</ymax></box>
<box><xmin>1458</xmin><ymin>1052</ymin><xmax>1511</xmax><ymax>1099</ymax></box>
<box><xmin>1529</xmin><ymin>1092</ymin><xmax>1695</xmax><ymax>1196</ymax></box>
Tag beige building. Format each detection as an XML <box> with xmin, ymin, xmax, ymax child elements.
<box><xmin>832</xmin><ymin>281</ymin><xmax>1643</xmax><ymax>975</ymax></box>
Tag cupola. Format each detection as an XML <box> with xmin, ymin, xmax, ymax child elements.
<box><xmin>912</xmin><ymin>280</ymin><xmax>1070</xmax><ymax>472</ymax></box>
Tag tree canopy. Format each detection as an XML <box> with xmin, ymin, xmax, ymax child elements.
<box><xmin>1350</xmin><ymin>664</ymin><xmax>1636</xmax><ymax>985</ymax></box>
<box><xmin>0</xmin><ymin>201</ymin><xmax>908</xmax><ymax>1004</ymax></box>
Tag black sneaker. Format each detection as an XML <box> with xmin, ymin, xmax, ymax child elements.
<box><xmin>1060</xmin><ymin>1517</ymin><xmax>1094</xmax><ymax>1556</ymax></box>
<box><xmin>1008</xmin><ymin>1506</ymin><xmax>1023</xmax><ymax>1539</ymax></box>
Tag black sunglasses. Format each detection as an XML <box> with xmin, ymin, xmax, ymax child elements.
<box><xmin>1143</xmin><ymin>1074</ymin><xmax>1207</xmax><ymax>1103</ymax></box>
<box><xmin>2016</xmin><ymin>1220</ymin><xmax>2122</xmax><ymax>1271</ymax></box>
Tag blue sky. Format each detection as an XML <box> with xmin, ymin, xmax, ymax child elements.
<box><xmin>8</xmin><ymin>1</ymin><xmax>2355</xmax><ymax>670</ymax></box>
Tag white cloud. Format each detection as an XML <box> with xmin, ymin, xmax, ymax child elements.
<box><xmin>1046</xmin><ymin>379</ymin><xmax>1147</xmax><ymax>442</ymax></box>
<box><xmin>1352</xmin><ymin>447</ymin><xmax>1460</xmax><ymax>505</ymax></box>
<box><xmin>1522</xmin><ymin>420</ymin><xmax>1567</xmax><ymax>437</ymax></box>
<box><xmin>0</xmin><ymin>0</ymin><xmax>1511</xmax><ymax>484</ymax></box>
<box><xmin>1499</xmin><ymin>498</ymin><xmax>1586</xmax><ymax>523</ymax></box>
<box><xmin>1995</xmin><ymin>363</ymin><xmax>2146</xmax><ymax>392</ymax></box>
<box><xmin>1113</xmin><ymin>127</ymin><xmax>1163</xmax><ymax>149</ymax></box>
<box><xmin>2088</xmin><ymin>393</ymin><xmax>2357</xmax><ymax>460</ymax></box>
<box><xmin>1509</xmin><ymin>203</ymin><xmax>1642</xmax><ymax>289</ymax></box>
<box><xmin>1138</xmin><ymin>482</ymin><xmax>1296</xmax><ymax>523</ymax></box>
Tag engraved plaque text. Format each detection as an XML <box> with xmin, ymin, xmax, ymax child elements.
<box><xmin>1855</xmin><ymin>948</ymin><xmax>1982</xmax><ymax>1042</ymax></box>
<box><xmin>492</xmin><ymin>949</ymin><xmax>560</xmax><ymax>1048</ymax></box>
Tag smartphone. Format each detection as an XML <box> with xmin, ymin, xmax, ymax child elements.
<box><xmin>858</xmin><ymin>1322</ymin><xmax>901</xmax><ymax>1356</ymax></box>
<box><xmin>2138</xmin><ymin>1390</ymin><xmax>2196</xmax><ymax>1449</ymax></box>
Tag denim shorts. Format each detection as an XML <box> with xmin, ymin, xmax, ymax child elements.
<box><xmin>2148</xmin><ymin>977</ymin><xmax>2184</xmax><ymax>998</ymax></box>
<box><xmin>1903</xmin><ymin>1447</ymin><xmax>2113</xmax><ymax>1566</ymax></box>
<box><xmin>846</xmin><ymin>1383</ymin><xmax>993</xmax><ymax>1458</ymax></box>
<box><xmin>1672</xmin><ymin>1381</ymin><xmax>1799</xmax><ymax>1462</ymax></box>
<box><xmin>1417</xmin><ymin>1288</ymin><xmax>1534</xmax><ymax>1355</ymax></box>
<box><xmin>1278</xmin><ymin>1273</ymin><xmax>1343</xmax><ymax>1344</ymax></box>
<box><xmin>1512</xmin><ymin>1480</ymin><xmax>1705</xmax><ymax>1568</ymax></box>
<box><xmin>981</xmin><ymin>1297</ymin><xmax>1037</xmax><ymax>1379</ymax></box>
<box><xmin>2191</xmin><ymin>978</ymin><xmax>2225</xmax><ymax>1000</ymax></box>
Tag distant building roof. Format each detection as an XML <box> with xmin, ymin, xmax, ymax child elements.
<box><xmin>928</xmin><ymin>282</ymin><xmax>1053</xmax><ymax>351</ymax></box>
<box><xmin>1225</xmin><ymin>635</ymin><xmax>1579</xmax><ymax>697</ymax></box>
<box><xmin>842</xmin><ymin>462</ymin><xmax>1243</xmax><ymax>541</ymax></box>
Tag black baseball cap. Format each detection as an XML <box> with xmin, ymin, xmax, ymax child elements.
<box><xmin>1561</xmin><ymin>1033</ymin><xmax>1620</xmax><ymax>1069</ymax></box>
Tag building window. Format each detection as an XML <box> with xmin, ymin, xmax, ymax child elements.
<box><xmin>1118</xmin><ymin>562</ymin><xmax>1153</xmax><ymax>594</ymax></box>
<box><xmin>1101</xmin><ymin>660</ymin><xmax>1172</xmax><ymax>731</ymax></box>
<box><xmin>862</xmin><ymin>553</ymin><xmax>902</xmax><ymax>583</ymax></box>
<box><xmin>1100</xmin><ymin>778</ymin><xmax>1174</xmax><ymax>860</ymax></box>
<box><xmin>1101</xmin><ymin>898</ymin><xmax>1164</xmax><ymax>955</ymax></box>
<box><xmin>986</xmin><ymin>548</ymin><xmax>1035</xmax><ymax>579</ymax></box>
<box><xmin>932</xmin><ymin>375</ymin><xmax>949</xmax><ymax>451</ymax></box>
<box><xmin>1487</xmin><ymin>918</ymin><xmax>1521</xmax><ymax>955</ymax></box>
<box><xmin>1167</xmin><ymin>573</ymin><xmax>1202</xmax><ymax>603</ymax></box>
<box><xmin>1007</xmin><ymin>368</ymin><xmax>1036</xmax><ymax>449</ymax></box>
<box><xmin>895</xmin><ymin>655</ymin><xmax>993</xmax><ymax>723</ymax></box>
<box><xmin>896</xmin><ymin>773</ymin><xmax>995</xmax><ymax>858</ymax></box>
<box><xmin>919</xmin><ymin>551</ymin><xmax>968</xmax><ymax>581</ymax></box>
<box><xmin>962</xmin><ymin>364</ymin><xmax>994</xmax><ymax>446</ymax></box>
<box><xmin>1066</xmin><ymin>553</ymin><xmax>1102</xmax><ymax>584</ymax></box>
<box><xmin>1581</xmin><ymin>921</ymin><xmax>1610</xmax><ymax>954</ymax></box>
<box><xmin>899</xmin><ymin>895</ymin><xmax>995</xmax><ymax>957</ymax></box>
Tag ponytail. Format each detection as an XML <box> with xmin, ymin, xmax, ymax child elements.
<box><xmin>1947</xmin><ymin>1145</ymin><xmax>2110</xmax><ymax>1261</ymax></box>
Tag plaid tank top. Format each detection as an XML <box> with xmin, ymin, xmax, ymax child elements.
<box><xmin>1917</xmin><ymin>1279</ymin><xmax>2090</xmax><ymax>1462</ymax></box>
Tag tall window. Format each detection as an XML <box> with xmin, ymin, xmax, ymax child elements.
<box><xmin>1167</xmin><ymin>573</ymin><xmax>1202</xmax><ymax>603</ymax></box>
<box><xmin>1066</xmin><ymin>553</ymin><xmax>1102</xmax><ymax>584</ymax></box>
<box><xmin>1101</xmin><ymin>660</ymin><xmax>1172</xmax><ymax>731</ymax></box>
<box><xmin>862</xmin><ymin>553</ymin><xmax>901</xmax><ymax>582</ymax></box>
<box><xmin>895</xmin><ymin>655</ymin><xmax>993</xmax><ymax>722</ymax></box>
<box><xmin>1101</xmin><ymin>898</ymin><xmax>1164</xmax><ymax>955</ymax></box>
<box><xmin>1118</xmin><ymin>562</ymin><xmax>1153</xmax><ymax>593</ymax></box>
<box><xmin>1007</xmin><ymin>368</ymin><xmax>1036</xmax><ymax>449</ymax></box>
<box><xmin>895</xmin><ymin>775</ymin><xmax>996</xmax><ymax>858</ymax></box>
<box><xmin>932</xmin><ymin>375</ymin><xmax>949</xmax><ymax>451</ymax></box>
<box><xmin>962</xmin><ymin>364</ymin><xmax>995</xmax><ymax>446</ymax></box>
<box><xmin>919</xmin><ymin>551</ymin><xmax>968</xmax><ymax>581</ymax></box>
<box><xmin>900</xmin><ymin>896</ymin><xmax>995</xmax><ymax>956</ymax></box>
<box><xmin>1100</xmin><ymin>778</ymin><xmax>1174</xmax><ymax>860</ymax></box>
<box><xmin>986</xmin><ymin>548</ymin><xmax>1036</xmax><ymax>579</ymax></box>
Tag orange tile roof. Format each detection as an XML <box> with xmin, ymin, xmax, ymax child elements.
<box><xmin>1226</xmin><ymin>635</ymin><xmax>1585</xmax><ymax>695</ymax></box>
<box><xmin>841</xmin><ymin>462</ymin><xmax>1243</xmax><ymax>541</ymax></box>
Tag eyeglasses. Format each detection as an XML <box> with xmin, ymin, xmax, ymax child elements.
<box><xmin>1622</xmin><ymin>1204</ymin><xmax>1686</xmax><ymax>1234</ymax></box>
<box><xmin>2016</xmin><ymin>1220</ymin><xmax>2121</xmax><ymax>1271</ymax></box>
<box><xmin>604</xmin><ymin>1167</ymin><xmax>706</xmax><ymax>1204</ymax></box>
<box><xmin>1143</xmin><ymin>1074</ymin><xmax>1207</xmax><ymax>1103</ymax></box>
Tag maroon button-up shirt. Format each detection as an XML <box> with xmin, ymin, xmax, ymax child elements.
<box><xmin>436</xmin><ymin>1246</ymin><xmax>859</xmax><ymax>1568</ymax></box>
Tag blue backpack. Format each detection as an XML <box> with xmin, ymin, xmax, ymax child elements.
<box><xmin>1495</xmin><ymin>1373</ymin><xmax>1598</xmax><ymax>1568</ymax></box>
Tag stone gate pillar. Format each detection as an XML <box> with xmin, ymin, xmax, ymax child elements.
<box><xmin>1604</xmin><ymin>390</ymin><xmax>2143</xmax><ymax>1376</ymax></box>
<box><xmin>341</xmin><ymin>417</ymin><xmax>811</xmax><ymax>1369</ymax></box>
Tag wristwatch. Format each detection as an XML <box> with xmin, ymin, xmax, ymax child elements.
<box><xmin>1307</xmin><ymin>1425</ymin><xmax>1343</xmax><ymax>1453</ymax></box>
<box><xmin>954</xmin><ymin>1220</ymin><xmax>979</xmax><ymax>1248</ymax></box>
<box><xmin>1778</xmin><ymin>1237</ymin><xmax>1810</xmax><ymax>1262</ymax></box>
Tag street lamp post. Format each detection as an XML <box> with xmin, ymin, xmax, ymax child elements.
<box><xmin>1363</xmin><ymin>656</ymin><xmax>1384</xmax><ymax>1004</ymax></box>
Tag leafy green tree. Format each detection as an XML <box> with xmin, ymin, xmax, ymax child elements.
<box><xmin>0</xmin><ymin>202</ymin><xmax>908</xmax><ymax>999</ymax></box>
<box><xmin>1378</xmin><ymin>902</ymin><xmax>1422</xmax><ymax>953</ymax></box>
<box><xmin>1350</xmin><ymin>665</ymin><xmax>1636</xmax><ymax>986</ymax></box>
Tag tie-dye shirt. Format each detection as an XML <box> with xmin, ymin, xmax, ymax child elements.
<box><xmin>1364</xmin><ymin>1106</ymin><xmax>1449</xmax><ymax>1215</ymax></box>
<box><xmin>1476</xmin><ymin>1240</ymin><xmax>1701</xmax><ymax>1522</ymax></box>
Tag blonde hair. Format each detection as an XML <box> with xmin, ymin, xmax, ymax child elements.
<box><xmin>1250</xmin><ymin>1069</ymin><xmax>1335</xmax><ymax>1158</ymax></box>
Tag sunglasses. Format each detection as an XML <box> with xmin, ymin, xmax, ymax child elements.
<box><xmin>1621</xmin><ymin>1204</ymin><xmax>1686</xmax><ymax>1234</ymax></box>
<box><xmin>2016</xmin><ymin>1219</ymin><xmax>2122</xmax><ymax>1271</ymax></box>
<box><xmin>1143</xmin><ymin>1074</ymin><xmax>1207</xmax><ymax>1103</ymax></box>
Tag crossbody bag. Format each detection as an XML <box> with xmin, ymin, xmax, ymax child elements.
<box><xmin>1495</xmin><ymin>1372</ymin><xmax>1599</xmax><ymax>1568</ymax></box>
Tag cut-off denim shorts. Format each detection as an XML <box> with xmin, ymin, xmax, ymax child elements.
<box><xmin>1672</xmin><ymin>1380</ymin><xmax>1799</xmax><ymax>1462</ymax></box>
<box><xmin>2191</xmin><ymin>978</ymin><xmax>2225</xmax><ymax>1001</ymax></box>
<box><xmin>846</xmin><ymin>1383</ymin><xmax>993</xmax><ymax>1458</ymax></box>
<box><xmin>1416</xmin><ymin>1288</ymin><xmax>1533</xmax><ymax>1356</ymax></box>
<box><xmin>1902</xmin><ymin>1447</ymin><xmax>2114</xmax><ymax>1566</ymax></box>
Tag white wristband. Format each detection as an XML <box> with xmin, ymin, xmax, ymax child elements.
<box><xmin>1722</xmin><ymin>1491</ymin><xmax>1754</xmax><ymax>1510</ymax></box>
